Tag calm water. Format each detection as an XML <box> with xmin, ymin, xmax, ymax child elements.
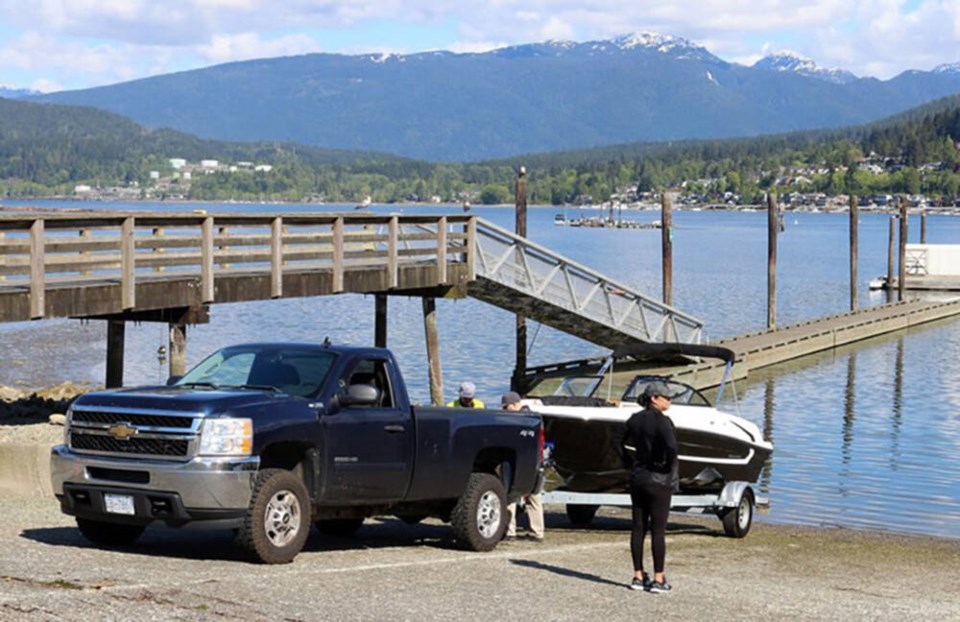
<box><xmin>2</xmin><ymin>199</ymin><xmax>959</xmax><ymax>539</ymax></box>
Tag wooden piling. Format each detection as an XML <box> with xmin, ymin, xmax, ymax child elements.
<box><xmin>887</xmin><ymin>216</ymin><xmax>896</xmax><ymax>289</ymax></box>
<box><xmin>898</xmin><ymin>197</ymin><xmax>908</xmax><ymax>301</ymax></box>
<box><xmin>513</xmin><ymin>166</ymin><xmax>528</xmax><ymax>391</ymax></box>
<box><xmin>375</xmin><ymin>294</ymin><xmax>387</xmax><ymax>348</ymax></box>
<box><xmin>169</xmin><ymin>323</ymin><xmax>186</xmax><ymax>378</ymax></box>
<box><xmin>767</xmin><ymin>192</ymin><xmax>778</xmax><ymax>329</ymax></box>
<box><xmin>422</xmin><ymin>297</ymin><xmax>443</xmax><ymax>406</ymax></box>
<box><xmin>106</xmin><ymin>319</ymin><xmax>125</xmax><ymax>388</ymax></box>
<box><xmin>921</xmin><ymin>211</ymin><xmax>927</xmax><ymax>244</ymax></box>
<box><xmin>661</xmin><ymin>192</ymin><xmax>673</xmax><ymax>307</ymax></box>
<box><xmin>849</xmin><ymin>195</ymin><xmax>859</xmax><ymax>311</ymax></box>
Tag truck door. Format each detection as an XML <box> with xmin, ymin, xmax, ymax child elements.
<box><xmin>322</xmin><ymin>357</ymin><xmax>414</xmax><ymax>502</ymax></box>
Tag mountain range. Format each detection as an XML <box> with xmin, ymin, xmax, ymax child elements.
<box><xmin>26</xmin><ymin>32</ymin><xmax>960</xmax><ymax>162</ymax></box>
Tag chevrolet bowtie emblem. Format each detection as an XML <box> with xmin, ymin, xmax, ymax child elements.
<box><xmin>107</xmin><ymin>423</ymin><xmax>138</xmax><ymax>441</ymax></box>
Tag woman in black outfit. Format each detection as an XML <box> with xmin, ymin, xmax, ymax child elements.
<box><xmin>620</xmin><ymin>381</ymin><xmax>679</xmax><ymax>593</ymax></box>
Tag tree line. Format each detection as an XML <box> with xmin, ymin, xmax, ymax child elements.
<box><xmin>2</xmin><ymin>95</ymin><xmax>959</xmax><ymax>205</ymax></box>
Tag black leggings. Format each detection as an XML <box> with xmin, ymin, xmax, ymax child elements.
<box><xmin>629</xmin><ymin>479</ymin><xmax>672</xmax><ymax>574</ymax></box>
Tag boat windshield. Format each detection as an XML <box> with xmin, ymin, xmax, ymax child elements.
<box><xmin>622</xmin><ymin>376</ymin><xmax>711</xmax><ymax>407</ymax></box>
<box><xmin>553</xmin><ymin>374</ymin><xmax>606</xmax><ymax>397</ymax></box>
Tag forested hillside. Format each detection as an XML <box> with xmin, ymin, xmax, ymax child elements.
<box><xmin>1</xmin><ymin>95</ymin><xmax>959</xmax><ymax>205</ymax></box>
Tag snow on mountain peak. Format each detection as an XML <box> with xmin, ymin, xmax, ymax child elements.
<box><xmin>933</xmin><ymin>62</ymin><xmax>960</xmax><ymax>74</ymax></box>
<box><xmin>754</xmin><ymin>50</ymin><xmax>857</xmax><ymax>84</ymax></box>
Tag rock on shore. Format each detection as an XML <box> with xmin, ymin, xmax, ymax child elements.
<box><xmin>0</xmin><ymin>381</ymin><xmax>96</xmax><ymax>444</ymax></box>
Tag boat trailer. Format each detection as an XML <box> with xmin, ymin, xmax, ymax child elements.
<box><xmin>542</xmin><ymin>481</ymin><xmax>768</xmax><ymax>538</ymax></box>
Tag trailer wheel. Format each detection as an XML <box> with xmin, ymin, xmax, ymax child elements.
<box><xmin>76</xmin><ymin>518</ymin><xmax>145</xmax><ymax>546</ymax></box>
<box><xmin>315</xmin><ymin>518</ymin><xmax>364</xmax><ymax>537</ymax></box>
<box><xmin>236</xmin><ymin>469</ymin><xmax>311</xmax><ymax>564</ymax></box>
<box><xmin>721</xmin><ymin>488</ymin><xmax>754</xmax><ymax>538</ymax></box>
<box><xmin>450</xmin><ymin>472</ymin><xmax>506</xmax><ymax>551</ymax></box>
<box><xmin>565</xmin><ymin>504</ymin><xmax>600</xmax><ymax>526</ymax></box>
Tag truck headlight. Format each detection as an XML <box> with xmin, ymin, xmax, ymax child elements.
<box><xmin>199</xmin><ymin>418</ymin><xmax>253</xmax><ymax>456</ymax></box>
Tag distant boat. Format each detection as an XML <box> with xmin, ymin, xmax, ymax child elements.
<box><xmin>463</xmin><ymin>201</ymin><xmax>471</xmax><ymax>212</ymax></box>
<box><xmin>355</xmin><ymin>196</ymin><xmax>372</xmax><ymax>209</ymax></box>
<box><xmin>554</xmin><ymin>213</ymin><xmax>568</xmax><ymax>226</ymax></box>
<box><xmin>868</xmin><ymin>276</ymin><xmax>888</xmax><ymax>290</ymax></box>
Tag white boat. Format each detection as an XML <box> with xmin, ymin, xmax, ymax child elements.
<box><xmin>524</xmin><ymin>343</ymin><xmax>773</xmax><ymax>495</ymax></box>
<box><xmin>554</xmin><ymin>213</ymin><xmax>568</xmax><ymax>225</ymax></box>
<box><xmin>868</xmin><ymin>276</ymin><xmax>887</xmax><ymax>290</ymax></box>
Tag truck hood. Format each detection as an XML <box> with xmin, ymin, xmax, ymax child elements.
<box><xmin>72</xmin><ymin>385</ymin><xmax>297</xmax><ymax>415</ymax></box>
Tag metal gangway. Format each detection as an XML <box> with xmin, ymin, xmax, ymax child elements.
<box><xmin>467</xmin><ymin>220</ymin><xmax>703</xmax><ymax>347</ymax></box>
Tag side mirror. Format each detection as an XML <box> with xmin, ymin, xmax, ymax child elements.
<box><xmin>339</xmin><ymin>384</ymin><xmax>380</xmax><ymax>407</ymax></box>
<box><xmin>166</xmin><ymin>375</ymin><xmax>183</xmax><ymax>386</ymax></box>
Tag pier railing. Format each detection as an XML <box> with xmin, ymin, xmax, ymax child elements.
<box><xmin>0</xmin><ymin>211</ymin><xmax>474</xmax><ymax>320</ymax></box>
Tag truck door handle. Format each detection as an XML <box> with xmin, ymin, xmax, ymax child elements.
<box><xmin>384</xmin><ymin>424</ymin><xmax>405</xmax><ymax>433</ymax></box>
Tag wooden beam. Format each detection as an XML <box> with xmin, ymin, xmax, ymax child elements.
<box><xmin>375</xmin><ymin>294</ymin><xmax>388</xmax><ymax>347</ymax></box>
<box><xmin>767</xmin><ymin>192</ymin><xmax>778</xmax><ymax>329</ymax></box>
<box><xmin>423</xmin><ymin>297</ymin><xmax>443</xmax><ymax>406</ymax></box>
<box><xmin>201</xmin><ymin>217</ymin><xmax>215</xmax><ymax>302</ymax></box>
<box><xmin>106</xmin><ymin>319</ymin><xmax>125</xmax><ymax>388</ymax></box>
<box><xmin>29</xmin><ymin>220</ymin><xmax>44</xmax><ymax>319</ymax></box>
<box><xmin>387</xmin><ymin>216</ymin><xmax>398</xmax><ymax>289</ymax></box>
<box><xmin>849</xmin><ymin>195</ymin><xmax>858</xmax><ymax>311</ymax></box>
<box><xmin>436</xmin><ymin>216</ymin><xmax>447</xmax><ymax>284</ymax></box>
<box><xmin>333</xmin><ymin>216</ymin><xmax>344</xmax><ymax>293</ymax></box>
<box><xmin>271</xmin><ymin>216</ymin><xmax>283</xmax><ymax>298</ymax></box>
<box><xmin>121</xmin><ymin>216</ymin><xmax>136</xmax><ymax>310</ymax></box>
<box><xmin>169</xmin><ymin>323</ymin><xmax>187</xmax><ymax>378</ymax></box>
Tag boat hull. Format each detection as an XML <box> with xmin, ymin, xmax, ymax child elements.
<box><xmin>542</xmin><ymin>410</ymin><xmax>772</xmax><ymax>494</ymax></box>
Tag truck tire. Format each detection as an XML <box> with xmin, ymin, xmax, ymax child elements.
<box><xmin>450</xmin><ymin>472</ymin><xmax>506</xmax><ymax>552</ymax></box>
<box><xmin>721</xmin><ymin>488</ymin><xmax>754</xmax><ymax>538</ymax></box>
<box><xmin>236</xmin><ymin>469</ymin><xmax>311</xmax><ymax>564</ymax></box>
<box><xmin>315</xmin><ymin>518</ymin><xmax>364</xmax><ymax>537</ymax></box>
<box><xmin>565</xmin><ymin>504</ymin><xmax>600</xmax><ymax>526</ymax></box>
<box><xmin>76</xmin><ymin>518</ymin><xmax>145</xmax><ymax>546</ymax></box>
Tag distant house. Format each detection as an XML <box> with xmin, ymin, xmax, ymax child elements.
<box><xmin>255</xmin><ymin>164</ymin><xmax>273</xmax><ymax>172</ymax></box>
<box><xmin>149</xmin><ymin>171</ymin><xmax>160</xmax><ymax>180</ymax></box>
<box><xmin>169</xmin><ymin>158</ymin><xmax>187</xmax><ymax>169</ymax></box>
<box><xmin>200</xmin><ymin>160</ymin><xmax>219</xmax><ymax>169</ymax></box>
<box><xmin>74</xmin><ymin>184</ymin><xmax>92</xmax><ymax>194</ymax></box>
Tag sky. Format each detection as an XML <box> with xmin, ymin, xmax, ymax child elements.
<box><xmin>0</xmin><ymin>0</ymin><xmax>958</xmax><ymax>93</ymax></box>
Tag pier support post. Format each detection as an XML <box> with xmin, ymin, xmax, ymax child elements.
<box><xmin>766</xmin><ymin>192</ymin><xmax>778</xmax><ymax>329</ymax></box>
<box><xmin>849</xmin><ymin>195</ymin><xmax>859</xmax><ymax>311</ymax></box>
<box><xmin>375</xmin><ymin>294</ymin><xmax>388</xmax><ymax>348</ymax></box>
<box><xmin>921</xmin><ymin>211</ymin><xmax>927</xmax><ymax>244</ymax></box>
<box><xmin>661</xmin><ymin>192</ymin><xmax>673</xmax><ymax>308</ymax></box>
<box><xmin>422</xmin><ymin>297</ymin><xmax>443</xmax><ymax>406</ymax></box>
<box><xmin>512</xmin><ymin>166</ymin><xmax>528</xmax><ymax>392</ymax></box>
<box><xmin>898</xmin><ymin>197</ymin><xmax>908</xmax><ymax>301</ymax></box>
<box><xmin>106</xmin><ymin>319</ymin><xmax>125</xmax><ymax>388</ymax></box>
<box><xmin>169</xmin><ymin>323</ymin><xmax>187</xmax><ymax>378</ymax></box>
<box><xmin>886</xmin><ymin>215</ymin><xmax>896</xmax><ymax>293</ymax></box>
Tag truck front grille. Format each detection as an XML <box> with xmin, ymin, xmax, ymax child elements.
<box><xmin>71</xmin><ymin>433</ymin><xmax>190</xmax><ymax>457</ymax></box>
<box><xmin>67</xmin><ymin>405</ymin><xmax>202</xmax><ymax>460</ymax></box>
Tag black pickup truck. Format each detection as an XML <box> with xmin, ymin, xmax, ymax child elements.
<box><xmin>50</xmin><ymin>342</ymin><xmax>542</xmax><ymax>563</ymax></box>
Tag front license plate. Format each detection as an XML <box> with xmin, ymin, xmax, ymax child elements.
<box><xmin>104</xmin><ymin>493</ymin><xmax>135</xmax><ymax>515</ymax></box>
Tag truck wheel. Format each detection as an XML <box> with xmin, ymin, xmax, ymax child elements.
<box><xmin>236</xmin><ymin>469</ymin><xmax>311</xmax><ymax>564</ymax></box>
<box><xmin>565</xmin><ymin>504</ymin><xmax>599</xmax><ymax>526</ymax></box>
<box><xmin>450</xmin><ymin>472</ymin><xmax>506</xmax><ymax>552</ymax></box>
<box><xmin>76</xmin><ymin>518</ymin><xmax>145</xmax><ymax>546</ymax></box>
<box><xmin>721</xmin><ymin>488</ymin><xmax>754</xmax><ymax>538</ymax></box>
<box><xmin>315</xmin><ymin>518</ymin><xmax>364</xmax><ymax>537</ymax></box>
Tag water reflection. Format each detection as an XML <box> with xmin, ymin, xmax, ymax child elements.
<box><xmin>742</xmin><ymin>319</ymin><xmax>960</xmax><ymax>539</ymax></box>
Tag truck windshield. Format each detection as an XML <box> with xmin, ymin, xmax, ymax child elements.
<box><xmin>176</xmin><ymin>345</ymin><xmax>338</xmax><ymax>397</ymax></box>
